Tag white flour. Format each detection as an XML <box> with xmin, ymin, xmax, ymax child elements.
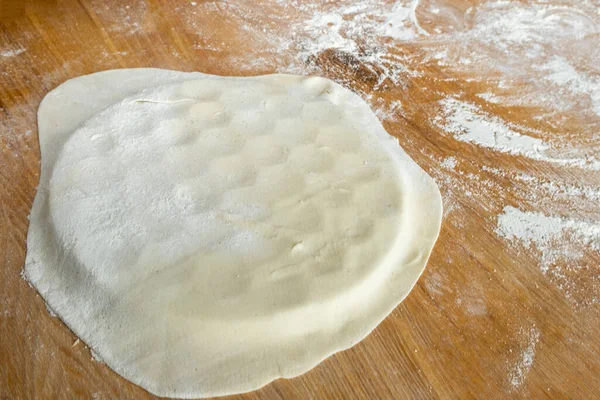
<box><xmin>373</xmin><ymin>99</ymin><xmax>403</xmax><ymax>121</ymax></box>
<box><xmin>508</xmin><ymin>172</ymin><xmax>600</xmax><ymax>206</ymax></box>
<box><xmin>440</xmin><ymin>156</ymin><xmax>457</xmax><ymax>170</ymax></box>
<box><xmin>428</xmin><ymin>151</ymin><xmax>600</xmax><ymax>307</ymax></box>
<box><xmin>435</xmin><ymin>98</ymin><xmax>600</xmax><ymax>170</ymax></box>
<box><xmin>475</xmin><ymin>92</ymin><xmax>503</xmax><ymax>104</ymax></box>
<box><xmin>538</xmin><ymin>56</ymin><xmax>600</xmax><ymax>116</ymax></box>
<box><xmin>0</xmin><ymin>48</ymin><xmax>25</xmax><ymax>58</ymax></box>
<box><xmin>276</xmin><ymin>0</ymin><xmax>423</xmax><ymax>89</ymax></box>
<box><xmin>428</xmin><ymin>0</ymin><xmax>600</xmax><ymax>118</ymax></box>
<box><xmin>88</xmin><ymin>0</ymin><xmax>148</xmax><ymax>35</ymax></box>
<box><xmin>435</xmin><ymin>98</ymin><xmax>549</xmax><ymax>157</ymax></box>
<box><xmin>496</xmin><ymin>206</ymin><xmax>600</xmax><ymax>274</ymax></box>
<box><xmin>509</xmin><ymin>326</ymin><xmax>540</xmax><ymax>390</ymax></box>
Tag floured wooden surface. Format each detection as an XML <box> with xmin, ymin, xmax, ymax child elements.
<box><xmin>1</xmin><ymin>0</ymin><xmax>599</xmax><ymax>398</ymax></box>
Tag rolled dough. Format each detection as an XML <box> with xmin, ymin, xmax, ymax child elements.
<box><xmin>25</xmin><ymin>69</ymin><xmax>442</xmax><ymax>398</ymax></box>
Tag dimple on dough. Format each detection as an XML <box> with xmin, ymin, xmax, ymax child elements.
<box><xmin>25</xmin><ymin>69</ymin><xmax>442</xmax><ymax>399</ymax></box>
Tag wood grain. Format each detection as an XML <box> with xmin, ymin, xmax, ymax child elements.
<box><xmin>1</xmin><ymin>0</ymin><xmax>599</xmax><ymax>399</ymax></box>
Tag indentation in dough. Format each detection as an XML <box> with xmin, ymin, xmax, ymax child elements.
<box><xmin>210</xmin><ymin>155</ymin><xmax>257</xmax><ymax>188</ymax></box>
<box><xmin>270</xmin><ymin>202</ymin><xmax>323</xmax><ymax>233</ymax></box>
<box><xmin>302</xmin><ymin>100</ymin><xmax>341</xmax><ymax>123</ymax></box>
<box><xmin>219</xmin><ymin>86</ymin><xmax>268</xmax><ymax>110</ymax></box>
<box><xmin>273</xmin><ymin>118</ymin><xmax>318</xmax><ymax>147</ymax></box>
<box><xmin>287</xmin><ymin>144</ymin><xmax>335</xmax><ymax>173</ymax></box>
<box><xmin>316</xmin><ymin>125</ymin><xmax>362</xmax><ymax>153</ymax></box>
<box><xmin>191</xmin><ymin>127</ymin><xmax>244</xmax><ymax>156</ymax></box>
<box><xmin>153</xmin><ymin>118</ymin><xmax>192</xmax><ymax>147</ymax></box>
<box><xmin>173</xmin><ymin>179</ymin><xmax>217</xmax><ymax>213</ymax></box>
<box><xmin>265</xmin><ymin>94</ymin><xmax>304</xmax><ymax>118</ymax></box>
<box><xmin>89</xmin><ymin>132</ymin><xmax>115</xmax><ymax>153</ymax></box>
<box><xmin>255</xmin><ymin>164</ymin><xmax>306</xmax><ymax>202</ymax></box>
<box><xmin>243</xmin><ymin>135</ymin><xmax>286</xmax><ymax>166</ymax></box>
<box><xmin>188</xmin><ymin>101</ymin><xmax>230</xmax><ymax>127</ymax></box>
<box><xmin>230</xmin><ymin>109</ymin><xmax>274</xmax><ymax>137</ymax></box>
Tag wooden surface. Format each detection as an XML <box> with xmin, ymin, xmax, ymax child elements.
<box><xmin>1</xmin><ymin>0</ymin><xmax>599</xmax><ymax>399</ymax></box>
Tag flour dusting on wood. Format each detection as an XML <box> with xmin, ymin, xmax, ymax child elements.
<box><xmin>496</xmin><ymin>206</ymin><xmax>600</xmax><ymax>273</ymax></box>
<box><xmin>509</xmin><ymin>326</ymin><xmax>540</xmax><ymax>390</ymax></box>
<box><xmin>496</xmin><ymin>206</ymin><xmax>600</xmax><ymax>306</ymax></box>
<box><xmin>435</xmin><ymin>98</ymin><xmax>600</xmax><ymax>170</ymax></box>
<box><xmin>1</xmin><ymin>48</ymin><xmax>26</xmax><ymax>58</ymax></box>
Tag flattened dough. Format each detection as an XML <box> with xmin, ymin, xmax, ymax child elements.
<box><xmin>25</xmin><ymin>69</ymin><xmax>442</xmax><ymax>398</ymax></box>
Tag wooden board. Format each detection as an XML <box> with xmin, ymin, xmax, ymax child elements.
<box><xmin>1</xmin><ymin>0</ymin><xmax>599</xmax><ymax>399</ymax></box>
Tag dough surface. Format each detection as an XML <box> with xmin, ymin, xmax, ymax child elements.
<box><xmin>25</xmin><ymin>69</ymin><xmax>442</xmax><ymax>398</ymax></box>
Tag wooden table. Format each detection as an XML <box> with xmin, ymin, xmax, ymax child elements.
<box><xmin>2</xmin><ymin>0</ymin><xmax>599</xmax><ymax>398</ymax></box>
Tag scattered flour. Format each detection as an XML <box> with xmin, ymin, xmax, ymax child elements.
<box><xmin>275</xmin><ymin>0</ymin><xmax>426</xmax><ymax>85</ymax></box>
<box><xmin>298</xmin><ymin>13</ymin><xmax>358</xmax><ymax>58</ymax></box>
<box><xmin>436</xmin><ymin>98</ymin><xmax>548</xmax><ymax>155</ymax></box>
<box><xmin>427</xmin><ymin>150</ymin><xmax>599</xmax><ymax>307</ymax></box>
<box><xmin>248</xmin><ymin>0</ymin><xmax>430</xmax><ymax>118</ymax></box>
<box><xmin>455</xmin><ymin>294</ymin><xmax>487</xmax><ymax>316</ymax></box>
<box><xmin>465</xmin><ymin>3</ymin><xmax>595</xmax><ymax>53</ymax></box>
<box><xmin>509</xmin><ymin>326</ymin><xmax>540</xmax><ymax>390</ymax></box>
<box><xmin>539</xmin><ymin>56</ymin><xmax>600</xmax><ymax>116</ymax></box>
<box><xmin>508</xmin><ymin>172</ymin><xmax>600</xmax><ymax>205</ymax></box>
<box><xmin>372</xmin><ymin>98</ymin><xmax>403</xmax><ymax>121</ymax></box>
<box><xmin>381</xmin><ymin>1</ymin><xmax>418</xmax><ymax>40</ymax></box>
<box><xmin>0</xmin><ymin>48</ymin><xmax>26</xmax><ymax>57</ymax></box>
<box><xmin>88</xmin><ymin>0</ymin><xmax>148</xmax><ymax>35</ymax></box>
<box><xmin>440</xmin><ymin>156</ymin><xmax>457</xmax><ymax>170</ymax></box>
<box><xmin>464</xmin><ymin>300</ymin><xmax>487</xmax><ymax>316</ymax></box>
<box><xmin>475</xmin><ymin>92</ymin><xmax>503</xmax><ymax>104</ymax></box>
<box><xmin>424</xmin><ymin>271</ymin><xmax>445</xmax><ymax>297</ymax></box>
<box><xmin>435</xmin><ymin>98</ymin><xmax>600</xmax><ymax>170</ymax></box>
<box><xmin>482</xmin><ymin>167</ymin><xmax>600</xmax><ymax>222</ymax></box>
<box><xmin>495</xmin><ymin>206</ymin><xmax>600</xmax><ymax>274</ymax></box>
<box><xmin>424</xmin><ymin>0</ymin><xmax>600</xmax><ymax>119</ymax></box>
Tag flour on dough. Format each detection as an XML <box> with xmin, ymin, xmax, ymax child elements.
<box><xmin>25</xmin><ymin>69</ymin><xmax>442</xmax><ymax>398</ymax></box>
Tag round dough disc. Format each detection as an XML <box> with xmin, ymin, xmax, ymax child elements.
<box><xmin>25</xmin><ymin>70</ymin><xmax>442</xmax><ymax>398</ymax></box>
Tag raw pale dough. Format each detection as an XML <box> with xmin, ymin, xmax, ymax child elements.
<box><xmin>25</xmin><ymin>69</ymin><xmax>442</xmax><ymax>398</ymax></box>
